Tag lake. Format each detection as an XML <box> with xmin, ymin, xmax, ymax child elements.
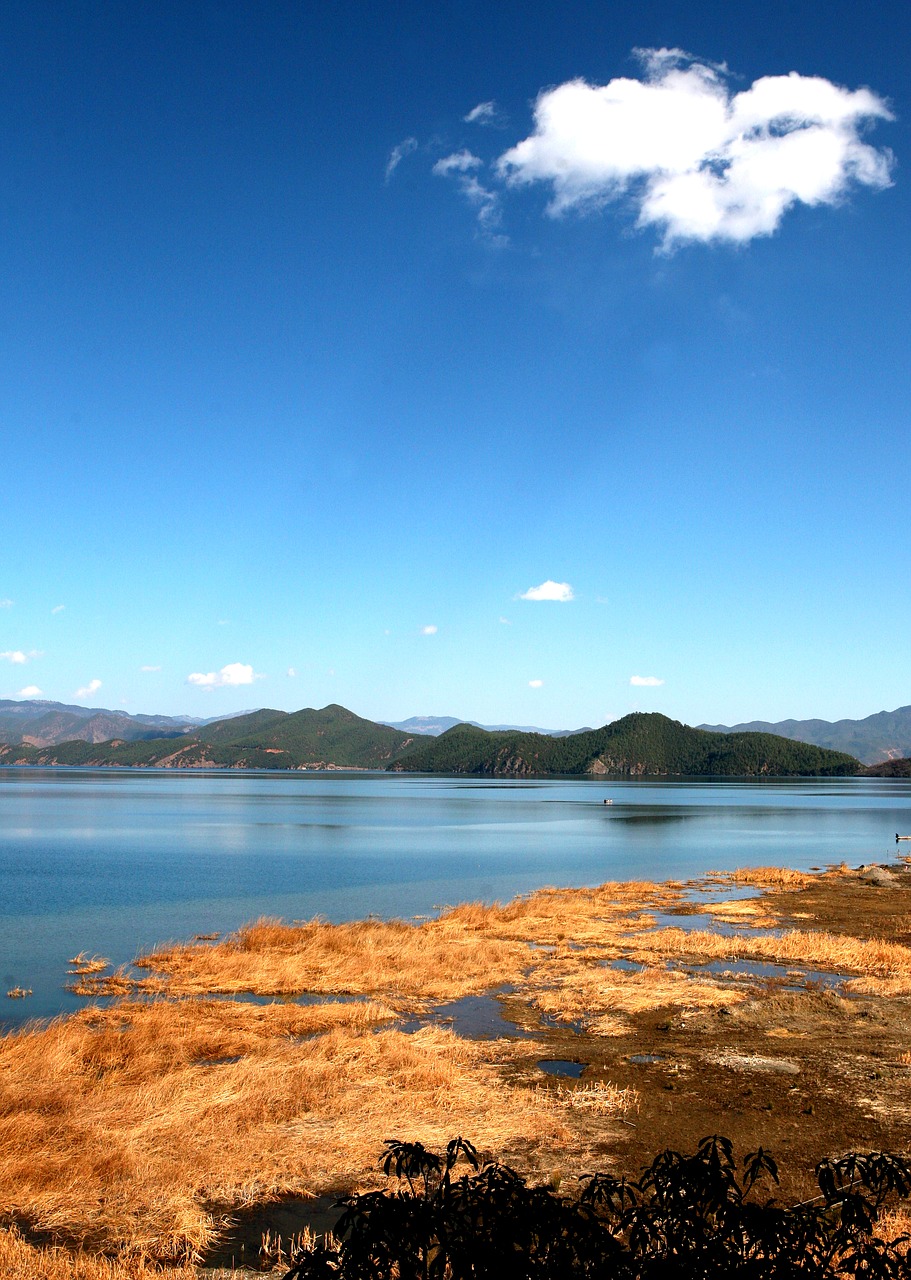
<box><xmin>1</xmin><ymin>768</ymin><xmax>909</xmax><ymax>1026</ymax></box>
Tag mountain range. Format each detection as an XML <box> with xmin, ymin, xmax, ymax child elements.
<box><xmin>699</xmin><ymin>705</ymin><xmax>911</xmax><ymax>765</ymax></box>
<box><xmin>379</xmin><ymin>715</ymin><xmax>592</xmax><ymax>737</ymax></box>
<box><xmin>0</xmin><ymin>704</ymin><xmax>858</xmax><ymax>777</ymax></box>
<box><xmin>3</xmin><ymin>697</ymin><xmax>908</xmax><ymax>764</ymax></box>
<box><xmin>0</xmin><ymin>699</ymin><xmax>207</xmax><ymax>747</ymax></box>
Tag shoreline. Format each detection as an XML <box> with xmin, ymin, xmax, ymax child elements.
<box><xmin>3</xmin><ymin>860</ymin><xmax>911</xmax><ymax>1269</ymax></box>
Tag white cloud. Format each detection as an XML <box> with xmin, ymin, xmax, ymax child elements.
<box><xmin>386</xmin><ymin>136</ymin><xmax>418</xmax><ymax>181</ymax></box>
<box><xmin>421</xmin><ymin>625</ymin><xmax>438</xmax><ymax>635</ymax></box>
<box><xmin>1</xmin><ymin>650</ymin><xmax>40</xmax><ymax>664</ymax></box>
<box><xmin>75</xmin><ymin>678</ymin><xmax>102</xmax><ymax>697</ymax></box>
<box><xmin>630</xmin><ymin>675</ymin><xmax>664</xmax><ymax>687</ymax></box>
<box><xmin>433</xmin><ymin>151</ymin><xmax>505</xmax><ymax>243</ymax></box>
<box><xmin>16</xmin><ymin>685</ymin><xmax>42</xmax><ymax>698</ymax></box>
<box><xmin>528</xmin><ymin>679</ymin><xmax>544</xmax><ymax>688</ymax></box>
<box><xmin>520</xmin><ymin>580</ymin><xmax>575</xmax><ymax>602</ymax></box>
<box><xmin>140</xmin><ymin>664</ymin><xmax>161</xmax><ymax>672</ymax></box>
<box><xmin>0</xmin><ymin>598</ymin><xmax>12</xmax><ymax>608</ymax></box>
<box><xmin>433</xmin><ymin>149</ymin><xmax>482</xmax><ymax>176</ymax></box>
<box><xmin>496</xmin><ymin>49</ymin><xmax>893</xmax><ymax>247</ymax></box>
<box><xmin>464</xmin><ymin>101</ymin><xmax>500</xmax><ymax>125</ymax></box>
<box><xmin>51</xmin><ymin>604</ymin><xmax>65</xmax><ymax>614</ymax></box>
<box><xmin>187</xmin><ymin>662</ymin><xmax>257</xmax><ymax>689</ymax></box>
<box><xmin>499</xmin><ymin>616</ymin><xmax>511</xmax><ymax>625</ymax></box>
<box><xmin>287</xmin><ymin>666</ymin><xmax>296</xmax><ymax>677</ymax></box>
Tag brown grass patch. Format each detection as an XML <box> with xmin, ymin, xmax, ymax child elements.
<box><xmin>623</xmin><ymin>925</ymin><xmax>911</xmax><ymax>983</ymax></box>
<box><xmin>0</xmin><ymin>1228</ymin><xmax>198</xmax><ymax>1279</ymax></box>
<box><xmin>0</xmin><ymin>998</ymin><xmax>573</xmax><ymax>1262</ymax></box>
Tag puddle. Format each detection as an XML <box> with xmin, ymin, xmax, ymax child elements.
<box><xmin>695</xmin><ymin>959</ymin><xmax>848</xmax><ymax>989</ymax></box>
<box><xmin>649</xmin><ymin>911</ymin><xmax>747</xmax><ymax>937</ymax></box>
<box><xmin>610</xmin><ymin>958</ymin><xmax>646</xmax><ymax>972</ymax></box>
<box><xmin>538</xmin><ymin>1059</ymin><xmax>587</xmax><ymax>1078</ymax></box>
<box><xmin>540</xmin><ymin>1011</ymin><xmax>586</xmax><ymax>1035</ymax></box>
<box><xmin>629</xmin><ymin>1053</ymin><xmax>663</xmax><ymax>1065</ymax></box>
<box><xmin>214</xmin><ymin>991</ymin><xmax>370</xmax><ymax>1008</ymax></box>
<box><xmin>400</xmin><ymin>991</ymin><xmax>537</xmax><ymax>1040</ymax></box>
<box><xmin>201</xmin><ymin>1194</ymin><xmax>340</xmax><ymax>1271</ymax></box>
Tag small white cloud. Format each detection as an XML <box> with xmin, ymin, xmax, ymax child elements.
<box><xmin>499</xmin><ymin>616</ymin><xmax>511</xmax><ymax>625</ymax></box>
<box><xmin>217</xmin><ymin>619</ymin><xmax>230</xmax><ymax>626</ymax></box>
<box><xmin>496</xmin><ymin>50</ymin><xmax>893</xmax><ymax>247</ymax></box>
<box><xmin>386</xmin><ymin>136</ymin><xmax>418</xmax><ymax>181</ymax></box>
<box><xmin>630</xmin><ymin>675</ymin><xmax>664</xmax><ymax>687</ymax></box>
<box><xmin>433</xmin><ymin>152</ymin><xmax>505</xmax><ymax>243</ymax></box>
<box><xmin>520</xmin><ymin>580</ymin><xmax>575</xmax><ymax>602</ymax></box>
<box><xmin>187</xmin><ymin>662</ymin><xmax>257</xmax><ymax>689</ymax></box>
<box><xmin>51</xmin><ymin>604</ymin><xmax>65</xmax><ymax>614</ymax></box>
<box><xmin>0</xmin><ymin>598</ymin><xmax>13</xmax><ymax>608</ymax></box>
<box><xmin>528</xmin><ymin>679</ymin><xmax>544</xmax><ymax>688</ymax></box>
<box><xmin>421</xmin><ymin>625</ymin><xmax>438</xmax><ymax>635</ymax></box>
<box><xmin>1</xmin><ymin>650</ymin><xmax>41</xmax><ymax>665</ymax></box>
<box><xmin>16</xmin><ymin>685</ymin><xmax>42</xmax><ymax>698</ymax></box>
<box><xmin>75</xmin><ymin>678</ymin><xmax>102</xmax><ymax>698</ymax></box>
<box><xmin>140</xmin><ymin>664</ymin><xmax>162</xmax><ymax>672</ymax></box>
<box><xmin>432</xmin><ymin>149</ymin><xmax>483</xmax><ymax>176</ymax></box>
<box><xmin>287</xmin><ymin>666</ymin><xmax>297</xmax><ymax>677</ymax></box>
<box><xmin>464</xmin><ymin>100</ymin><xmax>501</xmax><ymax>126</ymax></box>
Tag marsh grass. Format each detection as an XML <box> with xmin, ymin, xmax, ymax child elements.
<box><xmin>623</xmin><ymin>925</ymin><xmax>911</xmax><ymax>986</ymax></box>
<box><xmin>7</xmin><ymin>865</ymin><xmax>910</xmax><ymax>1270</ymax></box>
<box><xmin>0</xmin><ymin>1228</ymin><xmax>198</xmax><ymax>1279</ymax></box>
<box><xmin>0</xmin><ymin>998</ymin><xmax>579</xmax><ymax>1261</ymax></box>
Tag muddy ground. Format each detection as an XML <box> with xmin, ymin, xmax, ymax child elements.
<box><xmin>499</xmin><ymin>864</ymin><xmax>911</xmax><ymax>1202</ymax></box>
<box><xmin>205</xmin><ymin>862</ymin><xmax>911</xmax><ymax>1270</ymax></box>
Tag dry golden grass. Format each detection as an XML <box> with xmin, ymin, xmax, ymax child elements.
<box><xmin>623</xmin><ymin>925</ymin><xmax>911</xmax><ymax>984</ymax></box>
<box><xmin>67</xmin><ymin>954</ymin><xmax>111</xmax><ymax>976</ymax></box>
<box><xmin>128</xmin><ymin>915</ymin><xmax>531</xmax><ymax>1002</ymax></box>
<box><xmin>0</xmin><ymin>997</ymin><xmax>580</xmax><ymax>1262</ymax></box>
<box><xmin>10</xmin><ymin>863</ymin><xmax>909</xmax><ymax>1271</ymax></box>
<box><xmin>717</xmin><ymin>867</ymin><xmax>818</xmax><ymax>889</ymax></box>
<box><xmin>523</xmin><ymin>956</ymin><xmax>744</xmax><ymax>1032</ymax></box>
<box><xmin>0</xmin><ymin>1228</ymin><xmax>198</xmax><ymax>1279</ymax></box>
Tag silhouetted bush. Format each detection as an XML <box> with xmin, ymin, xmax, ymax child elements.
<box><xmin>282</xmin><ymin>1135</ymin><xmax>911</xmax><ymax>1278</ymax></box>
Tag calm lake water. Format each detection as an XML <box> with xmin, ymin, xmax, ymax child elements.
<box><xmin>1</xmin><ymin>768</ymin><xmax>909</xmax><ymax>1025</ymax></box>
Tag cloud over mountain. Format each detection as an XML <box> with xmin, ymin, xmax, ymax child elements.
<box><xmin>187</xmin><ymin>662</ymin><xmax>257</xmax><ymax>689</ymax></box>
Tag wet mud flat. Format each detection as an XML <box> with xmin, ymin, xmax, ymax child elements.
<box><xmin>495</xmin><ymin>861</ymin><xmax>911</xmax><ymax>1202</ymax></box>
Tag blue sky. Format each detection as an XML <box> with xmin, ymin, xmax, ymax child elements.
<box><xmin>1</xmin><ymin>0</ymin><xmax>908</xmax><ymax>728</ymax></box>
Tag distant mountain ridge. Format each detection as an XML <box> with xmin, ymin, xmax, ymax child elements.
<box><xmin>0</xmin><ymin>698</ymin><xmax>210</xmax><ymax>746</ymax></box>
<box><xmin>379</xmin><ymin>715</ymin><xmax>593</xmax><ymax>737</ymax></box>
<box><xmin>699</xmin><ymin>705</ymin><xmax>911</xmax><ymax>765</ymax></box>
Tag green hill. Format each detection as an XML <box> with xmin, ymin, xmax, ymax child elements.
<box><xmin>389</xmin><ymin>713</ymin><xmax>860</xmax><ymax>777</ymax></box>
<box><xmin>0</xmin><ymin>704</ymin><xmax>419</xmax><ymax>771</ymax></box>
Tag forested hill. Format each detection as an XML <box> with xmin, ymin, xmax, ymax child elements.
<box><xmin>0</xmin><ymin>704</ymin><xmax>419</xmax><ymax>771</ymax></box>
<box><xmin>389</xmin><ymin>713</ymin><xmax>860</xmax><ymax>777</ymax></box>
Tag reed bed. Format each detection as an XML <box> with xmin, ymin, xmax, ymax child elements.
<box><xmin>524</xmin><ymin>956</ymin><xmax>744</xmax><ymax>1032</ymax></box>
<box><xmin>0</xmin><ymin>998</ymin><xmax>573</xmax><ymax>1262</ymax></box>
<box><xmin>623</xmin><ymin>925</ymin><xmax>911</xmax><ymax>982</ymax></box>
<box><xmin>0</xmin><ymin>1228</ymin><xmax>198</xmax><ymax>1279</ymax></box>
<box><xmin>8</xmin><ymin>864</ymin><xmax>909</xmax><ymax>1270</ymax></box>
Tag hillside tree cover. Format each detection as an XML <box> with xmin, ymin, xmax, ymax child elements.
<box><xmin>391</xmin><ymin>713</ymin><xmax>860</xmax><ymax>777</ymax></box>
